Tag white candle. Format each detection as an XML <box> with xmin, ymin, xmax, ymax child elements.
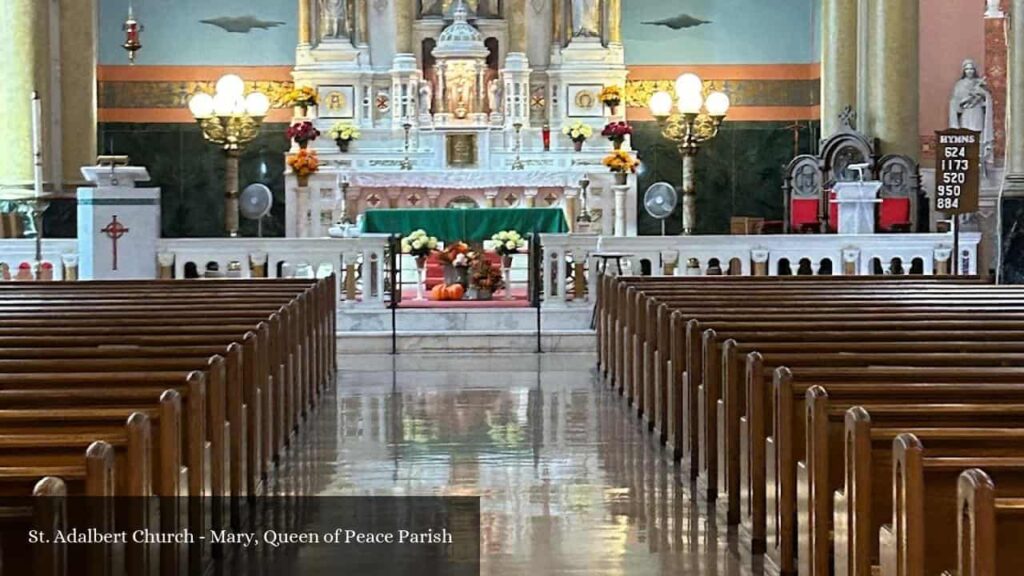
<box><xmin>31</xmin><ymin>91</ymin><xmax>43</xmax><ymax>197</ymax></box>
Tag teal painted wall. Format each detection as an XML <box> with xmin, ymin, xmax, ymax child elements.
<box><xmin>623</xmin><ymin>0</ymin><xmax>818</xmax><ymax>65</ymax></box>
<box><xmin>100</xmin><ymin>0</ymin><xmax>296</xmax><ymax>65</ymax></box>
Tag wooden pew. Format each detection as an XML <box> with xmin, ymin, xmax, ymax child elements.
<box><xmin>880</xmin><ymin>432</ymin><xmax>1024</xmax><ymax>576</ymax></box>
<box><xmin>954</xmin><ymin>468</ymin><xmax>1024</xmax><ymax>576</ymax></box>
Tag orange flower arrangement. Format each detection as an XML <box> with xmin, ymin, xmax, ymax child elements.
<box><xmin>287</xmin><ymin>149</ymin><xmax>320</xmax><ymax>185</ymax></box>
<box><xmin>602</xmin><ymin>150</ymin><xmax>639</xmax><ymax>174</ymax></box>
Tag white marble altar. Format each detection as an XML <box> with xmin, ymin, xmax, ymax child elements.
<box><xmin>78</xmin><ymin>165</ymin><xmax>160</xmax><ymax>279</ymax></box>
<box><xmin>286</xmin><ymin>0</ymin><xmax>636</xmax><ymax>238</ymax></box>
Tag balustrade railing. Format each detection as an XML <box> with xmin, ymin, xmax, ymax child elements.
<box><xmin>537</xmin><ymin>232</ymin><xmax>982</xmax><ymax>308</ymax></box>
<box><xmin>0</xmin><ymin>239</ymin><xmax>78</xmax><ymax>280</ymax></box>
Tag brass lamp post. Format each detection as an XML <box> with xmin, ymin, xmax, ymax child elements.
<box><xmin>188</xmin><ymin>74</ymin><xmax>270</xmax><ymax>237</ymax></box>
<box><xmin>648</xmin><ymin>73</ymin><xmax>730</xmax><ymax>235</ymax></box>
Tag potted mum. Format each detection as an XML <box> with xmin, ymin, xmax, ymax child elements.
<box><xmin>469</xmin><ymin>258</ymin><xmax>504</xmax><ymax>301</ymax></box>
<box><xmin>327</xmin><ymin>121</ymin><xmax>361</xmax><ymax>153</ymax></box>
<box><xmin>287</xmin><ymin>86</ymin><xmax>318</xmax><ymax>116</ymax></box>
<box><xmin>562</xmin><ymin>121</ymin><xmax>593</xmax><ymax>152</ymax></box>
<box><xmin>401</xmin><ymin>229</ymin><xmax>438</xmax><ymax>300</ymax></box>
<box><xmin>437</xmin><ymin>241</ymin><xmax>473</xmax><ymax>288</ymax></box>
<box><xmin>601</xmin><ymin>121</ymin><xmax>633</xmax><ymax>150</ymax></box>
<box><xmin>602</xmin><ymin>150</ymin><xmax>639</xmax><ymax>185</ymax></box>
<box><xmin>599</xmin><ymin>85</ymin><xmax>623</xmax><ymax>115</ymax></box>
<box><xmin>287</xmin><ymin>121</ymin><xmax>320</xmax><ymax>149</ymax></box>
<box><xmin>287</xmin><ymin>149</ymin><xmax>320</xmax><ymax>186</ymax></box>
<box><xmin>491</xmin><ymin>230</ymin><xmax>527</xmax><ymax>300</ymax></box>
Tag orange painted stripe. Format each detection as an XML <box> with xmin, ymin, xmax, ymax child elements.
<box><xmin>627</xmin><ymin>63</ymin><xmax>821</xmax><ymax>81</ymax></box>
<box><xmin>627</xmin><ymin>105</ymin><xmax>820</xmax><ymax>122</ymax></box>
<box><xmin>98</xmin><ymin>65</ymin><xmax>294</xmax><ymax>82</ymax></box>
<box><xmin>99</xmin><ymin>108</ymin><xmax>293</xmax><ymax>123</ymax></box>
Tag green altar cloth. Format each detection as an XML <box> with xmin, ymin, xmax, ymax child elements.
<box><xmin>360</xmin><ymin>208</ymin><xmax>568</xmax><ymax>241</ymax></box>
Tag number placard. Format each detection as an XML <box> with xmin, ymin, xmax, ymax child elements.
<box><xmin>934</xmin><ymin>128</ymin><xmax>980</xmax><ymax>214</ymax></box>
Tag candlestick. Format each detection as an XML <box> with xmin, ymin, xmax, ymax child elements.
<box><xmin>31</xmin><ymin>91</ymin><xmax>43</xmax><ymax>197</ymax></box>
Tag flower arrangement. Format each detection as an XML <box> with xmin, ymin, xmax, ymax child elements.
<box><xmin>602</xmin><ymin>150</ymin><xmax>639</xmax><ymax>174</ymax></box>
<box><xmin>327</xmin><ymin>122</ymin><xmax>361</xmax><ymax>142</ymax></box>
<box><xmin>490</xmin><ymin>230</ymin><xmax>527</xmax><ymax>258</ymax></box>
<box><xmin>601</xmin><ymin>121</ymin><xmax>633</xmax><ymax>149</ymax></box>
<box><xmin>561</xmin><ymin>121</ymin><xmax>593</xmax><ymax>143</ymax></box>
<box><xmin>469</xmin><ymin>258</ymin><xmax>504</xmax><ymax>296</ymax></box>
<box><xmin>437</xmin><ymin>241</ymin><xmax>474</xmax><ymax>268</ymax></box>
<box><xmin>599</xmin><ymin>85</ymin><xmax>623</xmax><ymax>111</ymax></box>
<box><xmin>401</xmin><ymin>229</ymin><xmax>439</xmax><ymax>260</ymax></box>
<box><xmin>287</xmin><ymin>149</ymin><xmax>320</xmax><ymax>185</ymax></box>
<box><xmin>287</xmin><ymin>121</ymin><xmax>320</xmax><ymax>148</ymax></box>
<box><xmin>286</xmin><ymin>86</ymin><xmax>318</xmax><ymax>108</ymax></box>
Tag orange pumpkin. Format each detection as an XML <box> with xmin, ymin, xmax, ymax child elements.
<box><xmin>445</xmin><ymin>284</ymin><xmax>465</xmax><ymax>300</ymax></box>
<box><xmin>431</xmin><ymin>283</ymin><xmax>446</xmax><ymax>300</ymax></box>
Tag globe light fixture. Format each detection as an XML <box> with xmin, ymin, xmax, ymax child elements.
<box><xmin>188</xmin><ymin>74</ymin><xmax>270</xmax><ymax>237</ymax></box>
<box><xmin>645</xmin><ymin>72</ymin><xmax>730</xmax><ymax>235</ymax></box>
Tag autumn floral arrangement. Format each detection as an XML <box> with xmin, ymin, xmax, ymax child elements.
<box><xmin>437</xmin><ymin>242</ymin><xmax>473</xmax><ymax>268</ymax></box>
<box><xmin>286</xmin><ymin>86</ymin><xmax>318</xmax><ymax>111</ymax></box>
<box><xmin>602</xmin><ymin>149</ymin><xmax>639</xmax><ymax>175</ymax></box>
<box><xmin>287</xmin><ymin>149</ymin><xmax>320</xmax><ymax>186</ymax></box>
<box><xmin>598</xmin><ymin>85</ymin><xmax>623</xmax><ymax>114</ymax></box>
<box><xmin>469</xmin><ymin>258</ymin><xmax>505</xmax><ymax>298</ymax></box>
<box><xmin>601</xmin><ymin>121</ymin><xmax>633</xmax><ymax>149</ymax></box>
<box><xmin>287</xmin><ymin>121</ymin><xmax>320</xmax><ymax>149</ymax></box>
<box><xmin>327</xmin><ymin>122</ymin><xmax>361</xmax><ymax>152</ymax></box>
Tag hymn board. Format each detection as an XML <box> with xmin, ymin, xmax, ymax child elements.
<box><xmin>935</xmin><ymin>128</ymin><xmax>981</xmax><ymax>274</ymax></box>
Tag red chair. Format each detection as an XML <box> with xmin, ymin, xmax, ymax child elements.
<box><xmin>790</xmin><ymin>198</ymin><xmax>819</xmax><ymax>233</ymax></box>
<box><xmin>878</xmin><ymin>197</ymin><xmax>912</xmax><ymax>232</ymax></box>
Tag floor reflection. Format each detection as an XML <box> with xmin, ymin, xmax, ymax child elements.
<box><xmin>296</xmin><ymin>352</ymin><xmax>759</xmax><ymax>576</ymax></box>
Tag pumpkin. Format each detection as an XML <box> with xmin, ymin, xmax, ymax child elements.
<box><xmin>431</xmin><ymin>283</ymin><xmax>446</xmax><ymax>300</ymax></box>
<box><xmin>445</xmin><ymin>284</ymin><xmax>465</xmax><ymax>300</ymax></box>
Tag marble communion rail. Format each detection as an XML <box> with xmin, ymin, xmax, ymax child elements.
<box><xmin>1</xmin><ymin>232</ymin><xmax>980</xmax><ymax>310</ymax></box>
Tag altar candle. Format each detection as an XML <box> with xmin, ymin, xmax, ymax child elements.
<box><xmin>31</xmin><ymin>91</ymin><xmax>43</xmax><ymax>196</ymax></box>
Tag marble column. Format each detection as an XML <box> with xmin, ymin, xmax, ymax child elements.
<box><xmin>356</xmin><ymin>0</ymin><xmax>370</xmax><ymax>47</ymax></box>
<box><xmin>613</xmin><ymin>185</ymin><xmax>627</xmax><ymax>237</ymax></box>
<box><xmin>999</xmin><ymin>0</ymin><xmax>1024</xmax><ymax>281</ymax></box>
<box><xmin>507</xmin><ymin>0</ymin><xmax>527</xmax><ymax>53</ymax></box>
<box><xmin>606</xmin><ymin>0</ymin><xmax>622</xmax><ymax>44</ymax></box>
<box><xmin>395</xmin><ymin>0</ymin><xmax>414</xmax><ymax>54</ymax></box>
<box><xmin>298</xmin><ymin>0</ymin><xmax>311</xmax><ymax>44</ymax></box>
<box><xmin>821</xmin><ymin>0</ymin><xmax>857</xmax><ymax>136</ymax></box>
<box><xmin>864</xmin><ymin>0</ymin><xmax>919</xmax><ymax>159</ymax></box>
<box><xmin>59</xmin><ymin>0</ymin><xmax>97</xmax><ymax>182</ymax></box>
<box><xmin>0</xmin><ymin>0</ymin><xmax>50</xmax><ymax>186</ymax></box>
<box><xmin>985</xmin><ymin>3</ymin><xmax>1008</xmax><ymax>164</ymax></box>
<box><xmin>552</xmin><ymin>0</ymin><xmax>565</xmax><ymax>48</ymax></box>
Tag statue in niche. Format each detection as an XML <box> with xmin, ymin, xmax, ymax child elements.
<box><xmin>319</xmin><ymin>0</ymin><xmax>349</xmax><ymax>39</ymax></box>
<box><xmin>418</xmin><ymin>79</ymin><xmax>433</xmax><ymax>116</ymax></box>
<box><xmin>949</xmin><ymin>58</ymin><xmax>994</xmax><ymax>166</ymax></box>
<box><xmin>571</xmin><ymin>0</ymin><xmax>601</xmax><ymax>37</ymax></box>
<box><xmin>487</xmin><ymin>78</ymin><xmax>502</xmax><ymax>114</ymax></box>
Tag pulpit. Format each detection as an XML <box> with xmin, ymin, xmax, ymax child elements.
<box><xmin>78</xmin><ymin>165</ymin><xmax>160</xmax><ymax>279</ymax></box>
<box><xmin>830</xmin><ymin>181</ymin><xmax>882</xmax><ymax>235</ymax></box>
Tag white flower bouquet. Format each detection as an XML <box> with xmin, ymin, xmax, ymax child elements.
<box><xmin>561</xmin><ymin>121</ymin><xmax>593</xmax><ymax>143</ymax></box>
<box><xmin>327</xmin><ymin>122</ymin><xmax>361</xmax><ymax>141</ymax></box>
<box><xmin>401</xmin><ymin>229</ymin><xmax>439</xmax><ymax>260</ymax></box>
<box><xmin>490</xmin><ymin>230</ymin><xmax>527</xmax><ymax>257</ymax></box>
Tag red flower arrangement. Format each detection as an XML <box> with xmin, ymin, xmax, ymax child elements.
<box><xmin>601</xmin><ymin>121</ymin><xmax>633</xmax><ymax>145</ymax></box>
<box><xmin>287</xmin><ymin>121</ymin><xmax>321</xmax><ymax>149</ymax></box>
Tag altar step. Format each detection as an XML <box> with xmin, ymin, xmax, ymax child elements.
<box><xmin>336</xmin><ymin>306</ymin><xmax>594</xmax><ymax>353</ymax></box>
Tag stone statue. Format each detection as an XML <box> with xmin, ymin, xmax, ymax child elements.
<box><xmin>487</xmin><ymin>78</ymin><xmax>502</xmax><ymax>114</ymax></box>
<box><xmin>319</xmin><ymin>0</ymin><xmax>349</xmax><ymax>39</ymax></box>
<box><xmin>571</xmin><ymin>0</ymin><xmax>601</xmax><ymax>37</ymax></box>
<box><xmin>418</xmin><ymin>80</ymin><xmax>433</xmax><ymax>116</ymax></box>
<box><xmin>949</xmin><ymin>58</ymin><xmax>994</xmax><ymax>165</ymax></box>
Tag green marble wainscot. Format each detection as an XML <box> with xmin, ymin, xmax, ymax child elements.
<box><xmin>630</xmin><ymin>120</ymin><xmax>819</xmax><ymax>235</ymax></box>
<box><xmin>999</xmin><ymin>196</ymin><xmax>1024</xmax><ymax>283</ymax></box>
<box><xmin>97</xmin><ymin>122</ymin><xmax>291</xmax><ymax>238</ymax></box>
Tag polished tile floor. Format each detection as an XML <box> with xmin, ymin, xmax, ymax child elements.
<box><xmin>296</xmin><ymin>352</ymin><xmax>760</xmax><ymax>576</ymax></box>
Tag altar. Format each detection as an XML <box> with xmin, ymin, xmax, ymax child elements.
<box><xmin>285</xmin><ymin>0</ymin><xmax>637</xmax><ymax>239</ymax></box>
<box><xmin>361</xmin><ymin>208</ymin><xmax>568</xmax><ymax>241</ymax></box>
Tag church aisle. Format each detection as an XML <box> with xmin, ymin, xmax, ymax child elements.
<box><xmin>304</xmin><ymin>352</ymin><xmax>759</xmax><ymax>576</ymax></box>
